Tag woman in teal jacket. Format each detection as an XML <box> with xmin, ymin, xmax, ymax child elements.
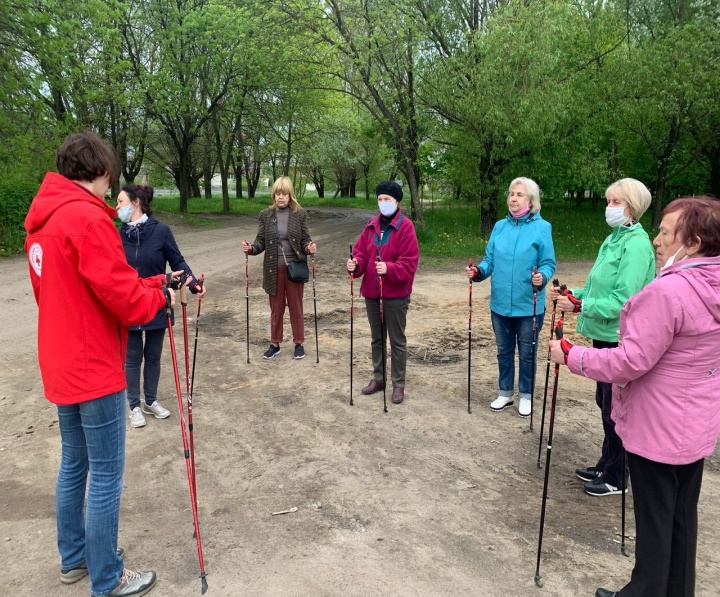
<box><xmin>551</xmin><ymin>178</ymin><xmax>654</xmax><ymax>497</ymax></box>
<box><xmin>467</xmin><ymin>177</ymin><xmax>556</xmax><ymax>417</ymax></box>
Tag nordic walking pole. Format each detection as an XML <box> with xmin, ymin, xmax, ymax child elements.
<box><xmin>537</xmin><ymin>279</ymin><xmax>560</xmax><ymax>469</ymax></box>
<box><xmin>467</xmin><ymin>258</ymin><xmax>474</xmax><ymax>414</ymax></box>
<box><xmin>377</xmin><ymin>250</ymin><xmax>388</xmax><ymax>414</ymax></box>
<box><xmin>349</xmin><ymin>246</ymin><xmax>355</xmax><ymax>407</ymax></box>
<box><xmin>245</xmin><ymin>249</ymin><xmax>250</xmax><ymax>364</ymax></box>
<box><xmin>164</xmin><ymin>288</ymin><xmax>209</xmax><ymax>594</ymax></box>
<box><xmin>529</xmin><ymin>266</ymin><xmax>539</xmax><ymax>430</ymax></box>
<box><xmin>311</xmin><ymin>255</ymin><xmax>319</xmax><ymax>363</ymax></box>
<box><xmin>182</xmin><ymin>279</ymin><xmax>191</xmax><ymax>398</ymax></box>
<box><xmin>621</xmin><ymin>447</ymin><xmax>629</xmax><ymax>556</ymax></box>
<box><xmin>534</xmin><ymin>303</ymin><xmax>565</xmax><ymax>589</ymax></box>
<box><xmin>188</xmin><ymin>274</ymin><xmax>205</xmax><ymax>520</ymax></box>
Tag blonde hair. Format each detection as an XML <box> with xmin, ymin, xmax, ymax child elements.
<box><xmin>605</xmin><ymin>178</ymin><xmax>651</xmax><ymax>221</ymax></box>
<box><xmin>270</xmin><ymin>176</ymin><xmax>300</xmax><ymax>212</ymax></box>
<box><xmin>508</xmin><ymin>177</ymin><xmax>541</xmax><ymax>213</ymax></box>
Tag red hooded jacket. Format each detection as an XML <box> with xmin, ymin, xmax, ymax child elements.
<box><xmin>24</xmin><ymin>172</ymin><xmax>167</xmax><ymax>405</ymax></box>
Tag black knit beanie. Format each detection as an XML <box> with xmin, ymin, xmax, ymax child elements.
<box><xmin>375</xmin><ymin>181</ymin><xmax>403</xmax><ymax>201</ymax></box>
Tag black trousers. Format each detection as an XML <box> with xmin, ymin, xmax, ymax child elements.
<box><xmin>593</xmin><ymin>339</ymin><xmax>626</xmax><ymax>488</ymax></box>
<box><xmin>619</xmin><ymin>453</ymin><xmax>704</xmax><ymax>597</ymax></box>
<box><xmin>365</xmin><ymin>297</ymin><xmax>410</xmax><ymax>388</ymax></box>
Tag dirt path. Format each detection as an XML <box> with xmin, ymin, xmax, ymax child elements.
<box><xmin>1</xmin><ymin>208</ymin><xmax>719</xmax><ymax>597</ymax></box>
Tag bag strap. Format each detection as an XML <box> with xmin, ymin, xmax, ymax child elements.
<box><xmin>273</xmin><ymin>218</ymin><xmax>291</xmax><ymax>266</ymax></box>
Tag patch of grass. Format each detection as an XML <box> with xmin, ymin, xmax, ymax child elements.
<box><xmin>153</xmin><ymin>193</ymin><xmax>656</xmax><ymax>261</ymax></box>
<box><xmin>419</xmin><ymin>201</ymin><xmax>656</xmax><ymax>260</ymax></box>
<box><xmin>151</xmin><ymin>191</ymin><xmax>372</xmax><ymax>216</ymax></box>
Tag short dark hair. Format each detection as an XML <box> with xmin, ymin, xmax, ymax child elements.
<box><xmin>56</xmin><ymin>131</ymin><xmax>119</xmax><ymax>186</ymax></box>
<box><xmin>121</xmin><ymin>183</ymin><xmax>154</xmax><ymax>216</ymax></box>
<box><xmin>663</xmin><ymin>196</ymin><xmax>720</xmax><ymax>257</ymax></box>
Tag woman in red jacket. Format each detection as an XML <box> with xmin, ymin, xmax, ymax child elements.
<box><xmin>24</xmin><ymin>131</ymin><xmax>162</xmax><ymax>597</ymax></box>
<box><xmin>346</xmin><ymin>181</ymin><xmax>419</xmax><ymax>404</ymax></box>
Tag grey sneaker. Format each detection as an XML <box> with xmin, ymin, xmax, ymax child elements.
<box><xmin>129</xmin><ymin>407</ymin><xmax>146</xmax><ymax>428</ymax></box>
<box><xmin>60</xmin><ymin>547</ymin><xmax>125</xmax><ymax>584</ymax></box>
<box><xmin>141</xmin><ymin>401</ymin><xmax>170</xmax><ymax>419</ymax></box>
<box><xmin>107</xmin><ymin>568</ymin><xmax>157</xmax><ymax>596</ymax></box>
<box><xmin>294</xmin><ymin>344</ymin><xmax>305</xmax><ymax>359</ymax></box>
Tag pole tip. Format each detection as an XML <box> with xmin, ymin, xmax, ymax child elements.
<box><xmin>621</xmin><ymin>545</ymin><xmax>629</xmax><ymax>557</ymax></box>
<box><xmin>201</xmin><ymin>574</ymin><xmax>209</xmax><ymax>594</ymax></box>
<box><xmin>534</xmin><ymin>574</ymin><xmax>543</xmax><ymax>588</ymax></box>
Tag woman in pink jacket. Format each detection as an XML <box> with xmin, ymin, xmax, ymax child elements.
<box><xmin>550</xmin><ymin>196</ymin><xmax>720</xmax><ymax>597</ymax></box>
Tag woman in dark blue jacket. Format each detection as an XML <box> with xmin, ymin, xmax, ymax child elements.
<box><xmin>116</xmin><ymin>184</ymin><xmax>206</xmax><ymax>429</ymax></box>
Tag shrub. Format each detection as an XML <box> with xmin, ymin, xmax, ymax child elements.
<box><xmin>0</xmin><ymin>180</ymin><xmax>37</xmax><ymax>255</ymax></box>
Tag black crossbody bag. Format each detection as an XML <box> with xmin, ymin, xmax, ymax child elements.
<box><xmin>274</xmin><ymin>218</ymin><xmax>309</xmax><ymax>283</ymax></box>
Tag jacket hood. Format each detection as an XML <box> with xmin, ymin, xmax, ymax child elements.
<box><xmin>25</xmin><ymin>172</ymin><xmax>116</xmax><ymax>234</ymax></box>
<box><xmin>120</xmin><ymin>216</ymin><xmax>159</xmax><ymax>241</ymax></box>
<box><xmin>662</xmin><ymin>255</ymin><xmax>720</xmax><ymax>323</ymax></box>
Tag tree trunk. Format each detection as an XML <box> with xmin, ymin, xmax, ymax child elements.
<box><xmin>708</xmin><ymin>147</ymin><xmax>720</xmax><ymax>198</ymax></box>
<box><xmin>177</xmin><ymin>151</ymin><xmax>190</xmax><ymax>213</ymax></box>
<box><xmin>575</xmin><ymin>189</ymin><xmax>584</xmax><ymax>208</ymax></box>
<box><xmin>654</xmin><ymin>158</ymin><xmax>670</xmax><ymax>228</ymax></box>
<box><xmin>364</xmin><ymin>165</ymin><xmax>371</xmax><ymax>201</ymax></box>
<box><xmin>191</xmin><ymin>174</ymin><xmax>201</xmax><ymax>199</ymax></box>
<box><xmin>203</xmin><ymin>157</ymin><xmax>213</xmax><ymax>200</ymax></box>
<box><xmin>480</xmin><ymin>186</ymin><xmax>497</xmax><ymax>235</ymax></box>
<box><xmin>404</xmin><ymin>159</ymin><xmax>424</xmax><ymax>228</ymax></box>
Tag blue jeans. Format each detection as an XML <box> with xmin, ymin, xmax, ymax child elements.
<box><xmin>56</xmin><ymin>391</ymin><xmax>125</xmax><ymax>596</ymax></box>
<box><xmin>126</xmin><ymin>328</ymin><xmax>166</xmax><ymax>410</ymax></box>
<box><xmin>490</xmin><ymin>311</ymin><xmax>544</xmax><ymax>397</ymax></box>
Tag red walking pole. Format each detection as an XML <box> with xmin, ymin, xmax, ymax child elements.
<box><xmin>377</xmin><ymin>250</ymin><xmax>387</xmax><ymax>414</ymax></box>
<box><xmin>165</xmin><ymin>290</ymin><xmax>208</xmax><ymax>594</ymax></box>
<box><xmin>467</xmin><ymin>258</ymin><xmax>474</xmax><ymax>414</ymax></box>
<box><xmin>349</xmin><ymin>246</ymin><xmax>355</xmax><ymax>407</ymax></box>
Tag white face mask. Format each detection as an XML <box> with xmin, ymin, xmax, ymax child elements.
<box><xmin>605</xmin><ymin>206</ymin><xmax>630</xmax><ymax>228</ymax></box>
<box><xmin>117</xmin><ymin>205</ymin><xmax>134</xmax><ymax>223</ymax></box>
<box><xmin>660</xmin><ymin>244</ymin><xmax>685</xmax><ymax>270</ymax></box>
<box><xmin>378</xmin><ymin>200</ymin><xmax>397</xmax><ymax>217</ymax></box>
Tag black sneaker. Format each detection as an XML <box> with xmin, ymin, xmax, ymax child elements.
<box><xmin>263</xmin><ymin>344</ymin><xmax>281</xmax><ymax>359</ymax></box>
<box><xmin>294</xmin><ymin>344</ymin><xmax>305</xmax><ymax>359</ymax></box>
<box><xmin>575</xmin><ymin>466</ymin><xmax>601</xmax><ymax>482</ymax></box>
<box><xmin>584</xmin><ymin>476</ymin><xmax>627</xmax><ymax>497</ymax></box>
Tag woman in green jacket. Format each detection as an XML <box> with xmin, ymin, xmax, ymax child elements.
<box><xmin>550</xmin><ymin>178</ymin><xmax>654</xmax><ymax>497</ymax></box>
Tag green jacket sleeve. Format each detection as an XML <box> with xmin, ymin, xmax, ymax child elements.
<box><xmin>581</xmin><ymin>234</ymin><xmax>654</xmax><ymax>320</ymax></box>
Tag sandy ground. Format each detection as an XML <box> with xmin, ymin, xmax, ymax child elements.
<box><xmin>1</xmin><ymin>207</ymin><xmax>719</xmax><ymax>597</ymax></box>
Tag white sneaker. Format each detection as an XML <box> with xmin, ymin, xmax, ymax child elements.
<box><xmin>490</xmin><ymin>395</ymin><xmax>514</xmax><ymax>412</ymax></box>
<box><xmin>129</xmin><ymin>407</ymin><xmax>146</xmax><ymax>428</ymax></box>
<box><xmin>141</xmin><ymin>401</ymin><xmax>170</xmax><ymax>419</ymax></box>
<box><xmin>518</xmin><ymin>397</ymin><xmax>532</xmax><ymax>417</ymax></box>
